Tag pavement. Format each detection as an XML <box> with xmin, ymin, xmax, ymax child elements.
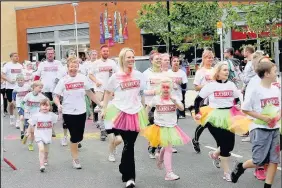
<box><xmin>1</xmin><ymin>105</ymin><xmax>281</xmax><ymax>188</ymax></box>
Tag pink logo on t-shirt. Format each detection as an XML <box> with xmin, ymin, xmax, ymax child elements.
<box><xmin>99</xmin><ymin>66</ymin><xmax>112</xmax><ymax>72</ymax></box>
<box><xmin>11</xmin><ymin>69</ymin><xmax>21</xmax><ymax>74</ymax></box>
<box><xmin>205</xmin><ymin>75</ymin><xmax>212</xmax><ymax>82</ymax></box>
<box><xmin>44</xmin><ymin>66</ymin><xmax>58</xmax><ymax>72</ymax></box>
<box><xmin>156</xmin><ymin>104</ymin><xmax>176</xmax><ymax>112</ymax></box>
<box><xmin>65</xmin><ymin>82</ymin><xmax>84</xmax><ymax>90</ymax></box>
<box><xmin>260</xmin><ymin>97</ymin><xmax>279</xmax><ymax>107</ymax></box>
<box><xmin>214</xmin><ymin>90</ymin><xmax>233</xmax><ymax>98</ymax></box>
<box><xmin>172</xmin><ymin>77</ymin><xmax>182</xmax><ymax>84</ymax></box>
<box><xmin>37</xmin><ymin>121</ymin><xmax>52</xmax><ymax>129</ymax></box>
<box><xmin>17</xmin><ymin>91</ymin><xmax>29</xmax><ymax>97</ymax></box>
<box><xmin>26</xmin><ymin>101</ymin><xmax>40</xmax><ymax>107</ymax></box>
<box><xmin>150</xmin><ymin>79</ymin><xmax>161</xmax><ymax>85</ymax></box>
<box><xmin>120</xmin><ymin>80</ymin><xmax>140</xmax><ymax>90</ymax></box>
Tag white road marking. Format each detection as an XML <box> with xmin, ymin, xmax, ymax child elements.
<box><xmin>205</xmin><ymin>145</ymin><xmax>243</xmax><ymax>158</ymax></box>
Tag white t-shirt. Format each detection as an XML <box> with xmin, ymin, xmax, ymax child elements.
<box><xmin>53</xmin><ymin>73</ymin><xmax>91</xmax><ymax>115</ymax></box>
<box><xmin>143</xmin><ymin>68</ymin><xmax>164</xmax><ymax>105</ymax></box>
<box><xmin>1</xmin><ymin>80</ymin><xmax>6</xmax><ymax>89</ymax></box>
<box><xmin>242</xmin><ymin>85</ymin><xmax>281</xmax><ymax>131</ymax></box>
<box><xmin>13</xmin><ymin>83</ymin><xmax>31</xmax><ymax>107</ymax></box>
<box><xmin>149</xmin><ymin>95</ymin><xmax>181</xmax><ymax>127</ymax></box>
<box><xmin>23</xmin><ymin>92</ymin><xmax>47</xmax><ymax>119</ymax></box>
<box><xmin>2</xmin><ymin>62</ymin><xmax>23</xmax><ymax>89</ymax></box>
<box><xmin>89</xmin><ymin>58</ymin><xmax>119</xmax><ymax>92</ymax></box>
<box><xmin>29</xmin><ymin>112</ymin><xmax>58</xmax><ymax>144</ymax></box>
<box><xmin>199</xmin><ymin>81</ymin><xmax>240</xmax><ymax>109</ymax></box>
<box><xmin>106</xmin><ymin>70</ymin><xmax>146</xmax><ymax>114</ymax></box>
<box><xmin>167</xmin><ymin>69</ymin><xmax>188</xmax><ymax>100</ymax></box>
<box><xmin>193</xmin><ymin>67</ymin><xmax>214</xmax><ymax>104</ymax></box>
<box><xmin>22</xmin><ymin>69</ymin><xmax>34</xmax><ymax>84</ymax></box>
<box><xmin>35</xmin><ymin>60</ymin><xmax>63</xmax><ymax>92</ymax></box>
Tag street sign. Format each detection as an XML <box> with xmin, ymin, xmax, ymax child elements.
<box><xmin>217</xmin><ymin>21</ymin><xmax>223</xmax><ymax>28</ymax></box>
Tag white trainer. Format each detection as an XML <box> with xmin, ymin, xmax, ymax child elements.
<box><xmin>61</xmin><ymin>136</ymin><xmax>68</xmax><ymax>146</ymax></box>
<box><xmin>108</xmin><ymin>154</ymin><xmax>116</xmax><ymax>162</ymax></box>
<box><xmin>165</xmin><ymin>172</ymin><xmax>180</xmax><ymax>181</ymax></box>
<box><xmin>72</xmin><ymin>159</ymin><xmax>82</xmax><ymax>169</ymax></box>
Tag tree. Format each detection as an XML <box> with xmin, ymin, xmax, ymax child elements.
<box><xmin>135</xmin><ymin>1</ymin><xmax>238</xmax><ymax>53</ymax></box>
<box><xmin>224</xmin><ymin>1</ymin><xmax>282</xmax><ymax>57</ymax></box>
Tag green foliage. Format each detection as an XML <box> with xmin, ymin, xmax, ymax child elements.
<box><xmin>136</xmin><ymin>2</ymin><xmax>235</xmax><ymax>52</ymax></box>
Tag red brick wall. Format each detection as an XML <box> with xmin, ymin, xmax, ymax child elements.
<box><xmin>16</xmin><ymin>2</ymin><xmax>148</xmax><ymax>61</ymax></box>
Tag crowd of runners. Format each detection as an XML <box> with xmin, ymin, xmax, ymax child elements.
<box><xmin>1</xmin><ymin>44</ymin><xmax>281</xmax><ymax>188</ymax></box>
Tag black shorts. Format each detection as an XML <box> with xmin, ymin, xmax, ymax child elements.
<box><xmin>63</xmin><ymin>113</ymin><xmax>86</xmax><ymax>143</ymax></box>
<box><xmin>5</xmin><ymin>89</ymin><xmax>13</xmax><ymax>102</ymax></box>
<box><xmin>106</xmin><ymin>128</ymin><xmax>121</xmax><ymax>136</ymax></box>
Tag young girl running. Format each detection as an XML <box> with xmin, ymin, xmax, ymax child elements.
<box><xmin>194</xmin><ymin>62</ymin><xmax>243</xmax><ymax>181</ymax></box>
<box><xmin>22</xmin><ymin>81</ymin><xmax>47</xmax><ymax>151</ymax></box>
<box><xmin>143</xmin><ymin>77</ymin><xmax>190</xmax><ymax>181</ymax></box>
<box><xmin>12</xmin><ymin>74</ymin><xmax>31</xmax><ymax>137</ymax></box>
<box><xmin>28</xmin><ymin>99</ymin><xmax>58</xmax><ymax>172</ymax></box>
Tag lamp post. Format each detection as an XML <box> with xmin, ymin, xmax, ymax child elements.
<box><xmin>72</xmin><ymin>2</ymin><xmax>79</xmax><ymax>58</ymax></box>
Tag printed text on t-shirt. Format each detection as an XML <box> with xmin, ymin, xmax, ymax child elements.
<box><xmin>37</xmin><ymin>122</ymin><xmax>52</xmax><ymax>129</ymax></box>
<box><xmin>11</xmin><ymin>69</ymin><xmax>21</xmax><ymax>74</ymax></box>
<box><xmin>99</xmin><ymin>66</ymin><xmax>112</xmax><ymax>72</ymax></box>
<box><xmin>44</xmin><ymin>67</ymin><xmax>58</xmax><ymax>72</ymax></box>
<box><xmin>65</xmin><ymin>82</ymin><xmax>84</xmax><ymax>90</ymax></box>
<box><xmin>26</xmin><ymin>101</ymin><xmax>40</xmax><ymax>107</ymax></box>
<box><xmin>150</xmin><ymin>79</ymin><xmax>161</xmax><ymax>85</ymax></box>
<box><xmin>260</xmin><ymin>97</ymin><xmax>279</xmax><ymax>108</ymax></box>
<box><xmin>214</xmin><ymin>90</ymin><xmax>233</xmax><ymax>98</ymax></box>
<box><xmin>17</xmin><ymin>91</ymin><xmax>29</xmax><ymax>97</ymax></box>
<box><xmin>156</xmin><ymin>104</ymin><xmax>176</xmax><ymax>112</ymax></box>
<box><xmin>120</xmin><ymin>80</ymin><xmax>140</xmax><ymax>90</ymax></box>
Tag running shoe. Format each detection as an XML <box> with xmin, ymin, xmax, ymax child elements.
<box><xmin>15</xmin><ymin>120</ymin><xmax>20</xmax><ymax>129</ymax></box>
<box><xmin>209</xmin><ymin>151</ymin><xmax>221</xmax><ymax>168</ymax></box>
<box><xmin>78</xmin><ymin>142</ymin><xmax>82</xmax><ymax>148</ymax></box>
<box><xmin>40</xmin><ymin>166</ymin><xmax>45</xmax><ymax>172</ymax></box>
<box><xmin>9</xmin><ymin>115</ymin><xmax>15</xmax><ymax>125</ymax></box>
<box><xmin>125</xmin><ymin>179</ymin><xmax>135</xmax><ymax>188</ymax></box>
<box><xmin>165</xmin><ymin>172</ymin><xmax>180</xmax><ymax>181</ymax></box>
<box><xmin>61</xmin><ymin>136</ymin><xmax>68</xmax><ymax>146</ymax></box>
<box><xmin>192</xmin><ymin>138</ymin><xmax>201</xmax><ymax>153</ymax></box>
<box><xmin>22</xmin><ymin>135</ymin><xmax>28</xmax><ymax>144</ymax></box>
<box><xmin>100</xmin><ymin>130</ymin><xmax>107</xmax><ymax>141</ymax></box>
<box><xmin>254</xmin><ymin>167</ymin><xmax>266</xmax><ymax>181</ymax></box>
<box><xmin>108</xmin><ymin>153</ymin><xmax>116</xmax><ymax>162</ymax></box>
<box><xmin>231</xmin><ymin>162</ymin><xmax>245</xmax><ymax>183</ymax></box>
<box><xmin>94</xmin><ymin>106</ymin><xmax>101</xmax><ymax>113</ymax></box>
<box><xmin>72</xmin><ymin>159</ymin><xmax>82</xmax><ymax>169</ymax></box>
<box><xmin>172</xmin><ymin>147</ymin><xmax>178</xmax><ymax>153</ymax></box>
<box><xmin>28</xmin><ymin>144</ymin><xmax>34</xmax><ymax>151</ymax></box>
<box><xmin>223</xmin><ymin>173</ymin><xmax>232</xmax><ymax>182</ymax></box>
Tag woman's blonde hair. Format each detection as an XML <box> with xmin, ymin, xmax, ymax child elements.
<box><xmin>67</xmin><ymin>57</ymin><xmax>79</xmax><ymax>67</ymax></box>
<box><xmin>31</xmin><ymin>80</ymin><xmax>43</xmax><ymax>89</ymax></box>
<box><xmin>16</xmin><ymin>73</ymin><xmax>25</xmax><ymax>80</ymax></box>
<box><xmin>252</xmin><ymin>51</ymin><xmax>264</xmax><ymax>72</ymax></box>
<box><xmin>118</xmin><ymin>48</ymin><xmax>135</xmax><ymax>72</ymax></box>
<box><xmin>212</xmin><ymin>61</ymin><xmax>228</xmax><ymax>80</ymax></box>
<box><xmin>200</xmin><ymin>49</ymin><xmax>214</xmax><ymax>68</ymax></box>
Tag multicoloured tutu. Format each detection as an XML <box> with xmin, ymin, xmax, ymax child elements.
<box><xmin>104</xmin><ymin>104</ymin><xmax>149</xmax><ymax>132</ymax></box>
<box><xmin>230</xmin><ymin>104</ymin><xmax>281</xmax><ymax>135</ymax></box>
<box><xmin>195</xmin><ymin>106</ymin><xmax>247</xmax><ymax>135</ymax></box>
<box><xmin>143</xmin><ymin>124</ymin><xmax>191</xmax><ymax>147</ymax></box>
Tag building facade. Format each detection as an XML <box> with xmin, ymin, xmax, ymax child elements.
<box><xmin>14</xmin><ymin>1</ymin><xmax>281</xmax><ymax>64</ymax></box>
<box><xmin>1</xmin><ymin>1</ymin><xmax>55</xmax><ymax>62</ymax></box>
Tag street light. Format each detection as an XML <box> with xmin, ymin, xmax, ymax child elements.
<box><xmin>72</xmin><ymin>2</ymin><xmax>79</xmax><ymax>58</ymax></box>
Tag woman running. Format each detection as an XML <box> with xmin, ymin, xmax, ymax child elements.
<box><xmin>53</xmin><ymin>57</ymin><xmax>101</xmax><ymax>169</ymax></box>
<box><xmin>102</xmin><ymin>48</ymin><xmax>148</xmax><ymax>188</ymax></box>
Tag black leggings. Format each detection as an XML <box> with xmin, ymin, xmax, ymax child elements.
<box><xmin>207</xmin><ymin>123</ymin><xmax>235</xmax><ymax>157</ymax></box>
<box><xmin>193</xmin><ymin>103</ymin><xmax>207</xmax><ymax>142</ymax></box>
<box><xmin>1</xmin><ymin>89</ymin><xmax>8</xmax><ymax>112</ymax></box>
<box><xmin>118</xmin><ymin>130</ymin><xmax>139</xmax><ymax>182</ymax></box>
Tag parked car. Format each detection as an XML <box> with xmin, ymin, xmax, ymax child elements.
<box><xmin>112</xmin><ymin>56</ymin><xmax>151</xmax><ymax>73</ymax></box>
